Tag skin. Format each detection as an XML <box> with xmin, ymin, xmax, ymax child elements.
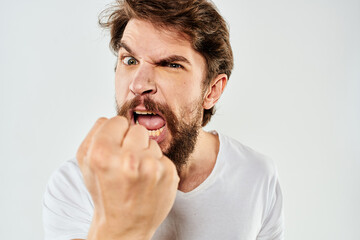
<box><xmin>76</xmin><ymin>19</ymin><xmax>228</xmax><ymax>240</ymax></box>
<box><xmin>115</xmin><ymin>19</ymin><xmax>205</xmax><ymax>152</ymax></box>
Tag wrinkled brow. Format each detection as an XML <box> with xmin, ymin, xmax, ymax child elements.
<box><xmin>156</xmin><ymin>55</ymin><xmax>191</xmax><ymax>66</ymax></box>
<box><xmin>119</xmin><ymin>41</ymin><xmax>191</xmax><ymax>66</ymax></box>
<box><xmin>119</xmin><ymin>41</ymin><xmax>135</xmax><ymax>55</ymax></box>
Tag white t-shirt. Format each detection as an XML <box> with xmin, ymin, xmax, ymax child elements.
<box><xmin>43</xmin><ymin>132</ymin><xmax>284</xmax><ymax>240</ymax></box>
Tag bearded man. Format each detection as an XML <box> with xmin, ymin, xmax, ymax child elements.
<box><xmin>43</xmin><ymin>0</ymin><xmax>284</xmax><ymax>239</ymax></box>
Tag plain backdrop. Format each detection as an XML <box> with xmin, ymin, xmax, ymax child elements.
<box><xmin>0</xmin><ymin>0</ymin><xmax>359</xmax><ymax>239</ymax></box>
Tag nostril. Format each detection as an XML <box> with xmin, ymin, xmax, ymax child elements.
<box><xmin>142</xmin><ymin>89</ymin><xmax>153</xmax><ymax>95</ymax></box>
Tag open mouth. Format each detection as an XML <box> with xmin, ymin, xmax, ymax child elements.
<box><xmin>132</xmin><ymin>110</ymin><xmax>166</xmax><ymax>138</ymax></box>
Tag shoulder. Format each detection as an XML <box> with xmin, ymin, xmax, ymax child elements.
<box><xmin>43</xmin><ymin>158</ymin><xmax>93</xmax><ymax>240</ymax></box>
<box><xmin>215</xmin><ymin>132</ymin><xmax>284</xmax><ymax>238</ymax></box>
<box><xmin>49</xmin><ymin>157</ymin><xmax>82</xmax><ymax>181</ymax></box>
<box><xmin>217</xmin><ymin>132</ymin><xmax>279</xmax><ymax>181</ymax></box>
<box><xmin>46</xmin><ymin>158</ymin><xmax>85</xmax><ymax>195</ymax></box>
<box><xmin>43</xmin><ymin>157</ymin><xmax>92</xmax><ymax>215</ymax></box>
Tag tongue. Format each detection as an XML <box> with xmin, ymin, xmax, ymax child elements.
<box><xmin>137</xmin><ymin>115</ymin><xmax>165</xmax><ymax>130</ymax></box>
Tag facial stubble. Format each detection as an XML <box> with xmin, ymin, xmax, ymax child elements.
<box><xmin>116</xmin><ymin>96</ymin><xmax>203</xmax><ymax>174</ymax></box>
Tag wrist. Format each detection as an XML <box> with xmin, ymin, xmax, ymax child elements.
<box><xmin>87</xmin><ymin>214</ymin><xmax>153</xmax><ymax>240</ymax></box>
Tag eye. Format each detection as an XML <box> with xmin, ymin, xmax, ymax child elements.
<box><xmin>168</xmin><ymin>63</ymin><xmax>183</xmax><ymax>69</ymax></box>
<box><xmin>122</xmin><ymin>56</ymin><xmax>138</xmax><ymax>65</ymax></box>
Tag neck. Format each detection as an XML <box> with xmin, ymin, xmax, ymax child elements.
<box><xmin>177</xmin><ymin>129</ymin><xmax>220</xmax><ymax>193</ymax></box>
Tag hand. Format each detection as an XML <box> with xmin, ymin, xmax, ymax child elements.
<box><xmin>76</xmin><ymin>116</ymin><xmax>179</xmax><ymax>240</ymax></box>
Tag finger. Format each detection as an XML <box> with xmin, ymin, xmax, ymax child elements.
<box><xmin>146</xmin><ymin>139</ymin><xmax>163</xmax><ymax>159</ymax></box>
<box><xmin>122</xmin><ymin>124</ymin><xmax>149</xmax><ymax>150</ymax></box>
<box><xmin>77</xmin><ymin>117</ymin><xmax>108</xmax><ymax>167</ymax></box>
<box><xmin>138</xmin><ymin>156</ymin><xmax>163</xmax><ymax>182</ymax></box>
<box><xmin>95</xmin><ymin>116</ymin><xmax>130</xmax><ymax>146</ymax></box>
<box><xmin>160</xmin><ymin>155</ymin><xmax>180</xmax><ymax>183</ymax></box>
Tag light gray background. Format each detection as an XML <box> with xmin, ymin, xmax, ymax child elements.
<box><xmin>0</xmin><ymin>0</ymin><xmax>359</xmax><ymax>239</ymax></box>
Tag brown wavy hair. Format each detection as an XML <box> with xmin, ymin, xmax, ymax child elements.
<box><xmin>99</xmin><ymin>0</ymin><xmax>233</xmax><ymax>126</ymax></box>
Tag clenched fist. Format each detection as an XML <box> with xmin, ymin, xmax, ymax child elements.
<box><xmin>76</xmin><ymin>116</ymin><xmax>179</xmax><ymax>240</ymax></box>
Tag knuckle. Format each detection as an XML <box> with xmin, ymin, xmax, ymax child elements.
<box><xmin>95</xmin><ymin>117</ymin><xmax>108</xmax><ymax>124</ymax></box>
<box><xmin>114</xmin><ymin>116</ymin><xmax>129</xmax><ymax>128</ymax></box>
<box><xmin>93</xmin><ymin>117</ymin><xmax>108</xmax><ymax>130</ymax></box>
<box><xmin>120</xmin><ymin>151</ymin><xmax>140</xmax><ymax>177</ymax></box>
<box><xmin>88</xmin><ymin>138</ymin><xmax>111</xmax><ymax>171</ymax></box>
<box><xmin>140</xmin><ymin>158</ymin><xmax>158</xmax><ymax>178</ymax></box>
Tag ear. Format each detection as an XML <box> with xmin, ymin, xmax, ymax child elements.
<box><xmin>203</xmin><ymin>74</ymin><xmax>228</xmax><ymax>110</ymax></box>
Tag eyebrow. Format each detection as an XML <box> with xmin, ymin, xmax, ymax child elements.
<box><xmin>119</xmin><ymin>41</ymin><xmax>135</xmax><ymax>56</ymax></box>
<box><xmin>119</xmin><ymin>41</ymin><xmax>191</xmax><ymax>66</ymax></box>
<box><xmin>156</xmin><ymin>55</ymin><xmax>191</xmax><ymax>66</ymax></box>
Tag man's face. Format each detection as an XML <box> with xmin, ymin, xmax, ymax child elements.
<box><xmin>115</xmin><ymin>19</ymin><xmax>207</xmax><ymax>169</ymax></box>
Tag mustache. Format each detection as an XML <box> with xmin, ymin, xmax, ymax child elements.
<box><xmin>116</xmin><ymin>96</ymin><xmax>179</xmax><ymax>134</ymax></box>
<box><xmin>117</xmin><ymin>96</ymin><xmax>163</xmax><ymax>116</ymax></box>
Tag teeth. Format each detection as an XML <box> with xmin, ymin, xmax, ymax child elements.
<box><xmin>134</xmin><ymin>111</ymin><xmax>164</xmax><ymax>137</ymax></box>
<box><xmin>147</xmin><ymin>125</ymin><xmax>165</xmax><ymax>137</ymax></box>
<box><xmin>134</xmin><ymin>110</ymin><xmax>156</xmax><ymax>115</ymax></box>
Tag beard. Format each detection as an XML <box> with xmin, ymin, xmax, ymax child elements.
<box><xmin>116</xmin><ymin>96</ymin><xmax>203</xmax><ymax>173</ymax></box>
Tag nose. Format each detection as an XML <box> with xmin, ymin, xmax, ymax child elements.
<box><xmin>129</xmin><ymin>63</ymin><xmax>157</xmax><ymax>96</ymax></box>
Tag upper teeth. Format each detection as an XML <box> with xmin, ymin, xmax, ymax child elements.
<box><xmin>134</xmin><ymin>111</ymin><xmax>156</xmax><ymax>115</ymax></box>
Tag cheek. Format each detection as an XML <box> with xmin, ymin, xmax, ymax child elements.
<box><xmin>161</xmin><ymin>82</ymin><xmax>203</xmax><ymax>119</ymax></box>
<box><xmin>173</xmin><ymin>81</ymin><xmax>202</xmax><ymax>105</ymax></box>
<box><xmin>156</xmin><ymin>73</ymin><xmax>187</xmax><ymax>106</ymax></box>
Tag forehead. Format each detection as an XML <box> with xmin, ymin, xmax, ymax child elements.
<box><xmin>120</xmin><ymin>19</ymin><xmax>205</xmax><ymax>66</ymax></box>
<box><xmin>123</xmin><ymin>19</ymin><xmax>189</xmax><ymax>46</ymax></box>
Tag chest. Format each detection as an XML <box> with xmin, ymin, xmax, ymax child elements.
<box><xmin>151</xmin><ymin>184</ymin><xmax>264</xmax><ymax>240</ymax></box>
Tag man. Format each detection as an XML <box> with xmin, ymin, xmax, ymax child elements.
<box><xmin>43</xmin><ymin>0</ymin><xmax>284</xmax><ymax>239</ymax></box>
